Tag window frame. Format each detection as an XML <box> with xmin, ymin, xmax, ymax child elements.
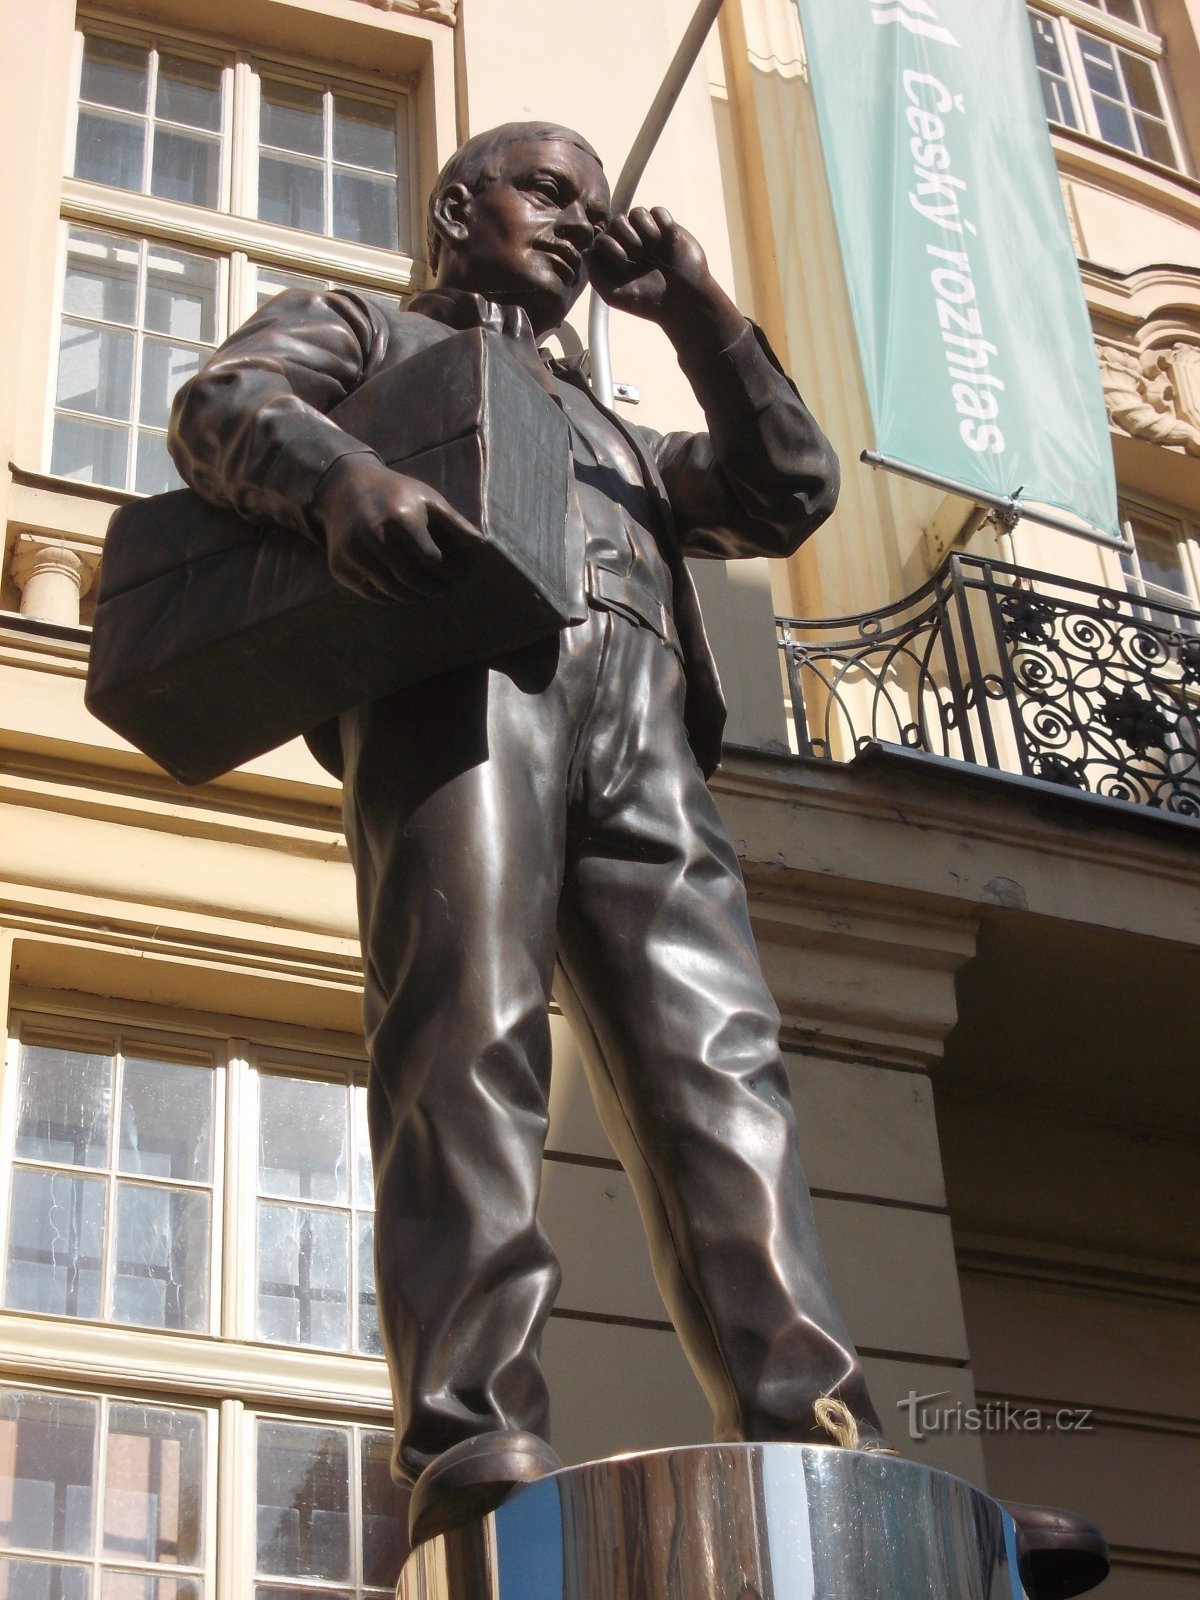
<box><xmin>1115</xmin><ymin>497</ymin><xmax>1200</xmax><ymax>628</ymax></box>
<box><xmin>44</xmin><ymin>15</ymin><xmax>421</xmax><ymax>492</ymax></box>
<box><xmin>1028</xmin><ymin>0</ymin><xmax>1189</xmax><ymax>175</ymax></box>
<box><xmin>0</xmin><ymin>1380</ymin><xmax>221</xmax><ymax>1600</ymax></box>
<box><xmin>0</xmin><ymin>1009</ymin><xmax>382</xmax><ymax>1365</ymax></box>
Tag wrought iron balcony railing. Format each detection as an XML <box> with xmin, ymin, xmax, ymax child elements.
<box><xmin>776</xmin><ymin>553</ymin><xmax>1200</xmax><ymax>820</ymax></box>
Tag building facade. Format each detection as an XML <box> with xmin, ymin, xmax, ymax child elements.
<box><xmin>0</xmin><ymin>1</ymin><xmax>1196</xmax><ymax>1598</ymax></box>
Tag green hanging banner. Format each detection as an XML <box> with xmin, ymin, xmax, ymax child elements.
<box><xmin>794</xmin><ymin>0</ymin><xmax>1120</xmax><ymax>541</ymax></box>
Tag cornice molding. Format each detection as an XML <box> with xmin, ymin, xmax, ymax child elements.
<box><xmin>350</xmin><ymin>0</ymin><xmax>456</xmax><ymax>22</ymax></box>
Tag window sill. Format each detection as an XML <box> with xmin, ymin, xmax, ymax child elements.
<box><xmin>1049</xmin><ymin>125</ymin><xmax>1200</xmax><ymax>222</ymax></box>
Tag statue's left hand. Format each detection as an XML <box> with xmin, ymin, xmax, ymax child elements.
<box><xmin>588</xmin><ymin>207</ymin><xmax>746</xmax><ymax>352</ymax></box>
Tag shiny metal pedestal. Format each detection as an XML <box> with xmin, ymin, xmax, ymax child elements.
<box><xmin>396</xmin><ymin>1443</ymin><xmax>1030</xmax><ymax>1598</ymax></box>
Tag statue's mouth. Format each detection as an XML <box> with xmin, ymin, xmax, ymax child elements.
<box><xmin>537</xmin><ymin>241</ymin><xmax>582</xmax><ymax>283</ymax></box>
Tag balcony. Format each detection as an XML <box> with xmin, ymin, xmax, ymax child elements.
<box><xmin>776</xmin><ymin>554</ymin><xmax>1200</xmax><ymax>821</ymax></box>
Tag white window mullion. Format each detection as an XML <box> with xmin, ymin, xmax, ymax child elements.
<box><xmin>92</xmin><ymin>1393</ymin><xmax>112</xmax><ymax>1597</ymax></box>
<box><xmin>0</xmin><ymin>1029</ymin><xmax>22</xmax><ymax>1292</ymax></box>
<box><xmin>203</xmin><ymin>1400</ymin><xmax>224</xmax><ymax>1600</ymax></box>
<box><xmin>230</xmin><ymin>57</ymin><xmax>255</xmax><ymax>220</ymax></box>
<box><xmin>324</xmin><ymin>87</ymin><xmax>335</xmax><ymax>240</ymax></box>
<box><xmin>1059</xmin><ymin>21</ymin><xmax>1106</xmax><ymax>143</ymax></box>
<box><xmin>218</xmin><ymin>1398</ymin><xmax>256</xmax><ymax>1600</ymax></box>
<box><xmin>144</xmin><ymin>45</ymin><xmax>160</xmax><ymax>196</ymax></box>
<box><xmin>225</xmin><ymin>1041</ymin><xmax>256</xmax><ymax>1342</ymax></box>
<box><xmin>99</xmin><ymin>1044</ymin><xmax>126</xmax><ymax>1320</ymax></box>
<box><xmin>207</xmin><ymin>1051</ymin><xmax>229</xmax><ymax>1340</ymax></box>
<box><xmin>349</xmin><ymin>1423</ymin><xmax>365</xmax><ymax>1594</ymax></box>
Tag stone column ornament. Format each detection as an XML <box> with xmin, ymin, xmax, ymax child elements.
<box><xmin>10</xmin><ymin>534</ymin><xmax>99</xmax><ymax>625</ymax></box>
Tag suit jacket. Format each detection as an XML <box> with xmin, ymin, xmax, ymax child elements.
<box><xmin>167</xmin><ymin>287</ymin><xmax>839</xmax><ymax>777</ymax></box>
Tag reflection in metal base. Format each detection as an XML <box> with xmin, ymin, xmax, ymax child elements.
<box><xmin>396</xmin><ymin>1442</ymin><xmax>1030</xmax><ymax>1598</ymax></box>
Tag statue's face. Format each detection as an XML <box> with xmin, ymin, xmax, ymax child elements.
<box><xmin>447</xmin><ymin>137</ymin><xmax>611</xmax><ymax>334</ymax></box>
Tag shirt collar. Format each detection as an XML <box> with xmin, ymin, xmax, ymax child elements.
<box><xmin>407</xmin><ymin>287</ymin><xmax>593</xmax><ymax>384</ymax></box>
<box><xmin>407</xmin><ymin>287</ymin><xmax>535</xmax><ymax>342</ymax></box>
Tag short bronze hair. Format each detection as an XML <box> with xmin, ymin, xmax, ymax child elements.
<box><xmin>426</xmin><ymin>122</ymin><xmax>604</xmax><ymax>270</ymax></box>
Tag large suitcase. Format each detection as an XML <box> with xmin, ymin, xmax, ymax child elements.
<box><xmin>85</xmin><ymin>327</ymin><xmax>574</xmax><ymax>786</ymax></box>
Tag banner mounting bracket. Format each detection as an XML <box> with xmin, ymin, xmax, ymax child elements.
<box><xmin>859</xmin><ymin>450</ymin><xmax>1132</xmax><ymax>552</ymax></box>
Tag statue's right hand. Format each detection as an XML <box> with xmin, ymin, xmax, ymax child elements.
<box><xmin>312</xmin><ymin>453</ymin><xmax>479</xmax><ymax>602</ymax></box>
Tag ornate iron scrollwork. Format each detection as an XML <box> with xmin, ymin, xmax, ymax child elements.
<box><xmin>778</xmin><ymin>554</ymin><xmax>1200</xmax><ymax>821</ymax></box>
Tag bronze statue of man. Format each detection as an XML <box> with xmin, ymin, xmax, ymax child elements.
<box><xmin>168</xmin><ymin>121</ymin><xmax>890</xmax><ymax>1544</ymax></box>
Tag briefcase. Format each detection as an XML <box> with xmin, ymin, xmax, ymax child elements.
<box><xmin>85</xmin><ymin>327</ymin><xmax>575</xmax><ymax>786</ymax></box>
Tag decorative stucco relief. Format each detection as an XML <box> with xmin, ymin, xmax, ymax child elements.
<box><xmin>1099</xmin><ymin>342</ymin><xmax>1200</xmax><ymax>457</ymax></box>
<box><xmin>352</xmin><ymin>0</ymin><xmax>455</xmax><ymax>22</ymax></box>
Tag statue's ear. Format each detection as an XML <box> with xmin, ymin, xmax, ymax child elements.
<box><xmin>431</xmin><ymin>181</ymin><xmax>472</xmax><ymax>255</ymax></box>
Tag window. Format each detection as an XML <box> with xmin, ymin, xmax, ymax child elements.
<box><xmin>255</xmin><ymin>1419</ymin><xmax>403</xmax><ymax>1600</ymax></box>
<box><xmin>5</xmin><ymin>1027</ymin><xmax>218</xmax><ymax>1333</ymax></box>
<box><xmin>0</xmin><ymin>1389</ymin><xmax>211</xmax><ymax>1600</ymax></box>
<box><xmin>1119</xmin><ymin>503</ymin><xmax>1200</xmax><ymax>629</ymax></box>
<box><xmin>75</xmin><ymin>36</ymin><xmax>226</xmax><ymax>209</ymax></box>
<box><xmin>255</xmin><ymin>1066</ymin><xmax>379</xmax><ymax>1355</ymax></box>
<box><xmin>0</xmin><ymin>1006</ymin><xmax>408</xmax><ymax>1600</ymax></box>
<box><xmin>257</xmin><ymin>78</ymin><xmax>402</xmax><ymax>250</ymax></box>
<box><xmin>50</xmin><ymin>21</ymin><xmax>416</xmax><ymax>494</ymax></box>
<box><xmin>1028</xmin><ymin>1</ymin><xmax>1185</xmax><ymax>171</ymax></box>
<box><xmin>1</xmin><ymin>1018</ymin><xmax>379</xmax><ymax>1356</ymax></box>
<box><xmin>0</xmin><ymin>1389</ymin><xmax>409</xmax><ymax>1600</ymax></box>
<box><xmin>53</xmin><ymin>230</ymin><xmax>219</xmax><ymax>496</ymax></box>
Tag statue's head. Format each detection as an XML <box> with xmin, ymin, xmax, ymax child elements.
<box><xmin>427</xmin><ymin>122</ymin><xmax>610</xmax><ymax>335</ymax></box>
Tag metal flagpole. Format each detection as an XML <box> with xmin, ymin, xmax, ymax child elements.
<box><xmin>860</xmin><ymin>451</ymin><xmax>1133</xmax><ymax>551</ymax></box>
<box><xmin>588</xmin><ymin>0</ymin><xmax>727</xmax><ymax>407</ymax></box>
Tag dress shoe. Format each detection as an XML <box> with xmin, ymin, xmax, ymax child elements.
<box><xmin>1004</xmin><ymin>1501</ymin><xmax>1111</xmax><ymax>1599</ymax></box>
<box><xmin>408</xmin><ymin>1430</ymin><xmax>563</xmax><ymax>1546</ymax></box>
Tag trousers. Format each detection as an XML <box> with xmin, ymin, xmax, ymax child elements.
<box><xmin>339</xmin><ymin>607</ymin><xmax>882</xmax><ymax>1484</ymax></box>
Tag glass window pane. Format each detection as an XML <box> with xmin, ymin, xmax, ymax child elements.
<box><xmin>255</xmin><ymin>1423</ymin><xmax>349</xmax><ymax>1583</ymax></box>
<box><xmin>1031</xmin><ymin>14</ymin><xmax>1066</xmax><ymax>74</ymax></box>
<box><xmin>50</xmin><ymin>417</ymin><xmax>129</xmax><ymax>489</ymax></box>
<box><xmin>112</xmin><ymin>1184</ymin><xmax>210</xmax><ymax>1333</ymax></box>
<box><xmin>256</xmin><ymin>1205</ymin><xmax>348</xmax><ymax>1350</ymax></box>
<box><xmin>64</xmin><ymin>231</ymin><xmax>139</xmax><ymax>327</ymax></box>
<box><xmin>155</xmin><ymin>56</ymin><xmax>222</xmax><ymax>133</ymax></box>
<box><xmin>332</xmin><ymin>170</ymin><xmax>397</xmax><ymax>250</ymax></box>
<box><xmin>16</xmin><ymin>1043</ymin><xmax>112</xmax><ymax>1168</ymax></box>
<box><xmin>144</xmin><ymin>249</ymin><xmax>217</xmax><ymax>343</ymax></box>
<box><xmin>258</xmin><ymin>155</ymin><xmax>324</xmax><ymax>233</ymax></box>
<box><xmin>134</xmin><ymin>433</ymin><xmax>183</xmax><ymax>497</ymax></box>
<box><xmin>0</xmin><ymin>1559</ymin><xmax>90</xmax><ymax>1600</ymax></box>
<box><xmin>118</xmin><ymin>1058</ymin><xmax>213</xmax><ymax>1181</ymax></box>
<box><xmin>57</xmin><ymin>322</ymin><xmax>135</xmax><ymax>421</ymax></box>
<box><xmin>80</xmin><ymin>37</ymin><xmax>148</xmax><ymax>115</ymax></box>
<box><xmin>103</xmin><ymin>1406</ymin><xmax>204</xmax><ymax>1568</ymax></box>
<box><xmin>259</xmin><ymin>80</ymin><xmax>323</xmax><ymax>157</ymax></box>
<box><xmin>74</xmin><ymin>111</ymin><xmax>145</xmax><ymax>192</ymax></box>
<box><xmin>353</xmin><ymin>1086</ymin><xmax>372</xmax><ymax>1208</ymax></box>
<box><xmin>1134</xmin><ymin>527</ymin><xmax>1188</xmax><ymax>595</ymax></box>
<box><xmin>1135</xmin><ymin>112</ymin><xmax>1176</xmax><ymax>166</ymax></box>
<box><xmin>1120</xmin><ymin>50</ymin><xmax>1165</xmax><ymax>116</ymax></box>
<box><xmin>331</xmin><ymin>98</ymin><xmax>396</xmax><ymax>174</ymax></box>
<box><xmin>151</xmin><ymin>129</ymin><xmax>220</xmax><ymax>209</ymax></box>
<box><xmin>1029</xmin><ymin>16</ymin><xmax>1080</xmax><ymax>127</ymax></box>
<box><xmin>102</xmin><ymin>1575</ymin><xmax>199</xmax><ymax>1600</ymax></box>
<box><xmin>355</xmin><ymin>1216</ymin><xmax>380</xmax><ymax>1357</ymax></box>
<box><xmin>0</xmin><ymin>1392</ymin><xmax>97</xmax><ymax>1556</ymax></box>
<box><xmin>5</xmin><ymin>1171</ymin><xmax>105</xmax><ymax>1320</ymax></box>
<box><xmin>254</xmin><ymin>269</ymin><xmax>330</xmax><ymax>309</ymax></box>
<box><xmin>1092</xmin><ymin>92</ymin><xmax>1138</xmax><ymax>149</ymax></box>
<box><xmin>359</xmin><ymin>1433</ymin><xmax>405</xmax><ymax>1587</ymax></box>
<box><xmin>258</xmin><ymin>1078</ymin><xmax>348</xmax><ymax>1203</ymax></box>
<box><xmin>1103</xmin><ymin>0</ymin><xmax>1142</xmax><ymax>22</ymax></box>
<box><xmin>1080</xmin><ymin>34</ymin><xmax>1124</xmax><ymax>100</ymax></box>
